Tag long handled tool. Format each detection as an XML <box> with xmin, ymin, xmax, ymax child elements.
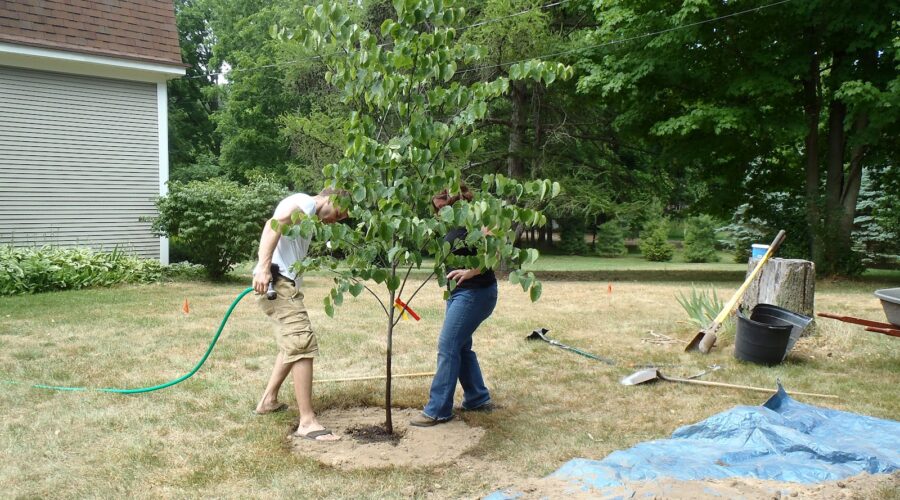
<box><xmin>817</xmin><ymin>312</ymin><xmax>900</xmax><ymax>338</ymax></box>
<box><xmin>526</xmin><ymin>327</ymin><xmax>616</xmax><ymax>365</ymax></box>
<box><xmin>685</xmin><ymin>230</ymin><xmax>787</xmax><ymax>353</ymax></box>
<box><xmin>620</xmin><ymin>368</ymin><xmax>838</xmax><ymax>399</ymax></box>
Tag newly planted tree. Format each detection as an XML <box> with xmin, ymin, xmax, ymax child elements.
<box><xmin>274</xmin><ymin>0</ymin><xmax>570</xmax><ymax>433</ymax></box>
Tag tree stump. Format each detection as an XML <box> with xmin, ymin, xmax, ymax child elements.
<box><xmin>743</xmin><ymin>258</ymin><xmax>816</xmax><ymax>335</ymax></box>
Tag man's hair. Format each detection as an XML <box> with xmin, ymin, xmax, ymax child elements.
<box><xmin>432</xmin><ymin>184</ymin><xmax>473</xmax><ymax>211</ymax></box>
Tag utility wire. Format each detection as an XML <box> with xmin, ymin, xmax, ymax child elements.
<box><xmin>184</xmin><ymin>0</ymin><xmax>792</xmax><ymax>86</ymax></box>
<box><xmin>186</xmin><ymin>0</ymin><xmax>573</xmax><ymax>80</ymax></box>
<box><xmin>456</xmin><ymin>0</ymin><xmax>794</xmax><ymax>76</ymax></box>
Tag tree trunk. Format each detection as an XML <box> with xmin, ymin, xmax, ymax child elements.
<box><xmin>802</xmin><ymin>36</ymin><xmax>821</xmax><ymax>261</ymax></box>
<box><xmin>743</xmin><ymin>258</ymin><xmax>817</xmax><ymax>335</ymax></box>
<box><xmin>385</xmin><ymin>287</ymin><xmax>395</xmax><ymax>434</ymax></box>
<box><xmin>507</xmin><ymin>81</ymin><xmax>527</xmax><ymax>180</ymax></box>
<box><xmin>834</xmin><ymin>49</ymin><xmax>876</xmax><ymax>267</ymax></box>
<box><xmin>822</xmin><ymin>62</ymin><xmax>848</xmax><ymax>274</ymax></box>
<box><xmin>531</xmin><ymin>83</ymin><xmax>543</xmax><ymax>177</ymax></box>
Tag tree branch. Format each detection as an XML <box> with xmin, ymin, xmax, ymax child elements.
<box><xmin>327</xmin><ymin>269</ymin><xmax>389</xmax><ymax>317</ymax></box>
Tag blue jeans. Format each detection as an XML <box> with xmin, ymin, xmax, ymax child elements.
<box><xmin>422</xmin><ymin>282</ymin><xmax>498</xmax><ymax>421</ymax></box>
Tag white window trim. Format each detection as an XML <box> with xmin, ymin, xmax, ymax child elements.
<box><xmin>157</xmin><ymin>82</ymin><xmax>170</xmax><ymax>265</ymax></box>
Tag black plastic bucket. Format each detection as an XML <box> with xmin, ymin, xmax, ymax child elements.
<box><xmin>735</xmin><ymin>304</ymin><xmax>813</xmax><ymax>366</ymax></box>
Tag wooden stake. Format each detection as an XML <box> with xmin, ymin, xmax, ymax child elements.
<box><xmin>313</xmin><ymin>371</ymin><xmax>435</xmax><ymax>384</ymax></box>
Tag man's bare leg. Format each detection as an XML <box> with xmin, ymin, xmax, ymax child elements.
<box><xmin>255</xmin><ymin>352</ymin><xmax>293</xmax><ymax>414</ymax></box>
<box><xmin>292</xmin><ymin>358</ymin><xmax>340</xmax><ymax>441</ymax></box>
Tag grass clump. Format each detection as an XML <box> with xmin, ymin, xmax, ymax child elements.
<box><xmin>675</xmin><ymin>283</ymin><xmax>723</xmax><ymax>326</ymax></box>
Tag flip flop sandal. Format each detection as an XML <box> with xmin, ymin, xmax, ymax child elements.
<box><xmin>298</xmin><ymin>429</ymin><xmax>335</xmax><ymax>441</ymax></box>
<box><xmin>252</xmin><ymin>403</ymin><xmax>289</xmax><ymax>415</ymax></box>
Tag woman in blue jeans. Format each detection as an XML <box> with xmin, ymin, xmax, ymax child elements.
<box><xmin>410</xmin><ymin>188</ymin><xmax>498</xmax><ymax>427</ymax></box>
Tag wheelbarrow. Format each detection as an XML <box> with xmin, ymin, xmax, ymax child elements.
<box><xmin>816</xmin><ymin>313</ymin><xmax>900</xmax><ymax>338</ymax></box>
<box><xmin>817</xmin><ymin>287</ymin><xmax>900</xmax><ymax>338</ymax></box>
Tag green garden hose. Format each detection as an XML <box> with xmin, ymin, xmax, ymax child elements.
<box><xmin>6</xmin><ymin>287</ymin><xmax>254</xmax><ymax>394</ymax></box>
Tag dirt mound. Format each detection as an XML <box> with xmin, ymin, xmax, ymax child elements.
<box><xmin>288</xmin><ymin>407</ymin><xmax>484</xmax><ymax>470</ymax></box>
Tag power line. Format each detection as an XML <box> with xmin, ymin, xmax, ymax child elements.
<box><xmin>456</xmin><ymin>0</ymin><xmax>795</xmax><ymax>76</ymax></box>
<box><xmin>186</xmin><ymin>0</ymin><xmax>573</xmax><ymax>80</ymax></box>
<box><xmin>186</xmin><ymin>0</ymin><xmax>792</xmax><ymax>83</ymax></box>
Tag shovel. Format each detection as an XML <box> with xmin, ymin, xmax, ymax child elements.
<box><xmin>685</xmin><ymin>230</ymin><xmax>787</xmax><ymax>353</ymax></box>
<box><xmin>620</xmin><ymin>368</ymin><xmax>838</xmax><ymax>399</ymax></box>
<box><xmin>527</xmin><ymin>328</ymin><xmax>615</xmax><ymax>365</ymax></box>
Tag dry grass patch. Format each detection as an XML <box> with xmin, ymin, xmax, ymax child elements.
<box><xmin>0</xmin><ymin>275</ymin><xmax>897</xmax><ymax>498</ymax></box>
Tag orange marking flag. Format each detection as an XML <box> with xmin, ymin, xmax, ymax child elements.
<box><xmin>182</xmin><ymin>298</ymin><xmax>190</xmax><ymax>315</ymax></box>
<box><xmin>393</xmin><ymin>298</ymin><xmax>421</xmax><ymax>321</ymax></box>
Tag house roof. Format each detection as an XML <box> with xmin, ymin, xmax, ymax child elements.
<box><xmin>0</xmin><ymin>0</ymin><xmax>183</xmax><ymax>67</ymax></box>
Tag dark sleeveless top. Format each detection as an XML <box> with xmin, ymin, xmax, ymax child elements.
<box><xmin>445</xmin><ymin>227</ymin><xmax>497</xmax><ymax>289</ymax></box>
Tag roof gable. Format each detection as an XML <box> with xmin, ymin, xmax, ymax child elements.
<box><xmin>0</xmin><ymin>0</ymin><xmax>183</xmax><ymax>67</ymax></box>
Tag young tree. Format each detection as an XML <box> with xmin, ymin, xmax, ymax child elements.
<box><xmin>275</xmin><ymin>0</ymin><xmax>570</xmax><ymax>433</ymax></box>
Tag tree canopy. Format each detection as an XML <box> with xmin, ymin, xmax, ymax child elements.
<box><xmin>167</xmin><ymin>0</ymin><xmax>899</xmax><ymax>274</ymax></box>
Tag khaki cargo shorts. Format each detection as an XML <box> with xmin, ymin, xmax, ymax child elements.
<box><xmin>257</xmin><ymin>278</ymin><xmax>318</xmax><ymax>362</ymax></box>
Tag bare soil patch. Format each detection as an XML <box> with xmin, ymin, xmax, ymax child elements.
<box><xmin>288</xmin><ymin>407</ymin><xmax>485</xmax><ymax>469</ymax></box>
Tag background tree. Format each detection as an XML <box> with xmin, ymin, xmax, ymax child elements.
<box><xmin>168</xmin><ymin>0</ymin><xmax>221</xmax><ymax>181</ymax></box>
<box><xmin>276</xmin><ymin>0</ymin><xmax>570</xmax><ymax>433</ymax></box>
<box><xmin>576</xmin><ymin>0</ymin><xmax>898</xmax><ymax>275</ymax></box>
<box><xmin>206</xmin><ymin>0</ymin><xmax>304</xmax><ymax>184</ymax></box>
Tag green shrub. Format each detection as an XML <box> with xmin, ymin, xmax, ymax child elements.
<box><xmin>0</xmin><ymin>246</ymin><xmax>162</xmax><ymax>296</ymax></box>
<box><xmin>558</xmin><ymin>218</ymin><xmax>590</xmax><ymax>255</ymax></box>
<box><xmin>639</xmin><ymin>218</ymin><xmax>675</xmax><ymax>262</ymax></box>
<box><xmin>595</xmin><ymin>220</ymin><xmax>627</xmax><ymax>257</ymax></box>
<box><xmin>152</xmin><ymin>178</ymin><xmax>288</xmax><ymax>278</ymax></box>
<box><xmin>683</xmin><ymin>215</ymin><xmax>720</xmax><ymax>263</ymax></box>
<box><xmin>161</xmin><ymin>262</ymin><xmax>206</xmax><ymax>281</ymax></box>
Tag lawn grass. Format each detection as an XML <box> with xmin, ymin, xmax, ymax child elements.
<box><xmin>1</xmin><ymin>271</ymin><xmax>898</xmax><ymax>498</ymax></box>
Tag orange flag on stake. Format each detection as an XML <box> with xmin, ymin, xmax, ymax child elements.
<box><xmin>182</xmin><ymin>299</ymin><xmax>190</xmax><ymax>315</ymax></box>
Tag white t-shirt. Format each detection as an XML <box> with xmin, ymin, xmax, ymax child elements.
<box><xmin>253</xmin><ymin>193</ymin><xmax>317</xmax><ymax>287</ymax></box>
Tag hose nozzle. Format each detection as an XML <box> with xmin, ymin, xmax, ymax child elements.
<box><xmin>266</xmin><ymin>264</ymin><xmax>279</xmax><ymax>300</ymax></box>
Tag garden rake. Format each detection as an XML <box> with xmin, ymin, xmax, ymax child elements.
<box><xmin>526</xmin><ymin>327</ymin><xmax>616</xmax><ymax>365</ymax></box>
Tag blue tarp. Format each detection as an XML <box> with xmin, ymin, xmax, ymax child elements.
<box><xmin>488</xmin><ymin>385</ymin><xmax>899</xmax><ymax>498</ymax></box>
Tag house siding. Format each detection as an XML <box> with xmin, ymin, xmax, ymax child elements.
<box><xmin>0</xmin><ymin>65</ymin><xmax>161</xmax><ymax>258</ymax></box>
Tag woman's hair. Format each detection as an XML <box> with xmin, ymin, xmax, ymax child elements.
<box><xmin>431</xmin><ymin>184</ymin><xmax>473</xmax><ymax>211</ymax></box>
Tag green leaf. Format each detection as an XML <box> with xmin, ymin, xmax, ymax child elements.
<box><xmin>349</xmin><ymin>282</ymin><xmax>364</xmax><ymax>297</ymax></box>
<box><xmin>529</xmin><ymin>281</ymin><xmax>542</xmax><ymax>302</ymax></box>
<box><xmin>387</xmin><ymin>275</ymin><xmax>401</xmax><ymax>291</ymax></box>
<box><xmin>551</xmin><ymin>181</ymin><xmax>561</xmax><ymax>198</ymax></box>
<box><xmin>324</xmin><ymin>296</ymin><xmax>334</xmax><ymax>317</ymax></box>
<box><xmin>520</xmin><ymin>274</ymin><xmax>533</xmax><ymax>292</ymax></box>
<box><xmin>352</xmin><ymin>185</ymin><xmax>366</xmax><ymax>202</ymax></box>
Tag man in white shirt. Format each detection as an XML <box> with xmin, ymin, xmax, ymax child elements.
<box><xmin>251</xmin><ymin>188</ymin><xmax>347</xmax><ymax>441</ymax></box>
